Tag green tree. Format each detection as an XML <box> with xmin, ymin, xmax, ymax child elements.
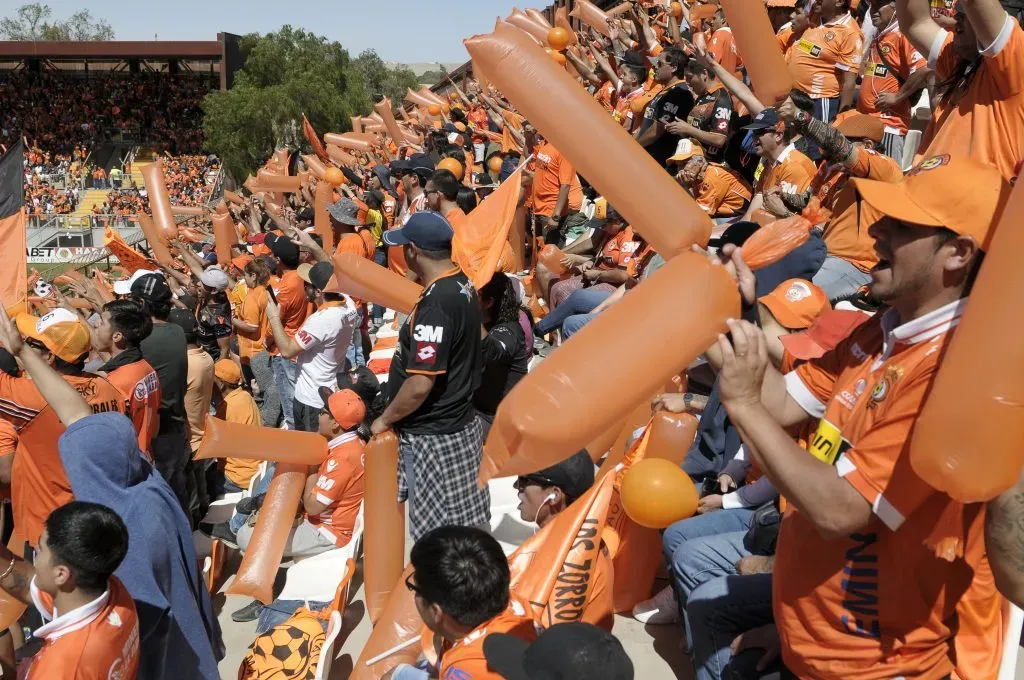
<box><xmin>0</xmin><ymin>3</ymin><xmax>113</xmax><ymax>40</ymax></box>
<box><xmin>351</xmin><ymin>50</ymin><xmax>421</xmax><ymax>107</ymax></box>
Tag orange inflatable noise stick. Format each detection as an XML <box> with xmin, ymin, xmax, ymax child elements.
<box><xmin>646</xmin><ymin>410</ymin><xmax>699</xmax><ymax>463</ymax></box>
<box><xmin>720</xmin><ymin>0</ymin><xmax>794</xmax><ymax>105</ymax></box>
<box><xmin>0</xmin><ymin>591</ymin><xmax>25</xmax><ymax>636</ymax></box>
<box><xmin>526</xmin><ymin>7</ymin><xmax>553</xmax><ymax>28</ymax></box>
<box><xmin>554</xmin><ymin>6</ymin><xmax>579</xmax><ymax>46</ymax></box>
<box><xmin>404</xmin><ymin>88</ymin><xmax>436</xmax><ymax>109</ymax></box>
<box><xmin>141</xmin><ymin>160</ymin><xmax>179</xmax><ymax>241</ymax></box>
<box><xmin>302</xmin><ymin>154</ymin><xmax>326</xmax><ymax>180</ymax></box>
<box><xmin>194</xmin><ymin>416</ymin><xmax>328</xmax><ymax>465</ymax></box>
<box><xmin>170</xmin><ymin>205</ymin><xmax>204</xmax><ymax>217</ymax></box>
<box><xmin>350</xmin><ymin>565</ymin><xmax>423</xmax><ymax>680</ymax></box>
<box><xmin>212</xmin><ymin>213</ymin><xmax>237</xmax><ymax>267</ymax></box>
<box><xmin>324</xmin><ymin>133</ymin><xmax>374</xmax><ymax>154</ymax></box>
<box><xmin>465</xmin><ymin>24</ymin><xmax>713</xmax><ymax>257</ymax></box>
<box><xmin>505</xmin><ymin>11</ymin><xmax>550</xmax><ymax>43</ymax></box>
<box><xmin>351</xmin><ymin>116</ymin><xmax>363</xmax><ymax>134</ymax></box>
<box><xmin>253</xmin><ymin>170</ymin><xmax>301</xmax><ymax>193</ymax></box>
<box><xmin>417</xmin><ymin>86</ymin><xmax>445</xmax><ymax>108</ymax></box>
<box><xmin>362</xmin><ymin>432</ymin><xmax>406</xmax><ymax>624</ymax></box>
<box><xmin>741</xmin><ymin>215</ymin><xmax>813</xmax><ymax>270</ymax></box>
<box><xmin>224</xmin><ymin>190</ymin><xmax>245</xmax><ymax>205</ymax></box>
<box><xmin>227</xmin><ymin>462</ymin><xmax>306</xmax><ymax>604</ymax></box>
<box><xmin>332</xmin><ymin>251</ymin><xmax>423</xmax><ymax>316</ymax></box>
<box><xmin>327</xmin><ymin>145</ymin><xmax>359</xmax><ymax>168</ymax></box>
<box><xmin>314</xmin><ymin>182</ymin><xmax>334</xmax><ymax>253</ymax></box>
<box><xmin>910</xmin><ymin>177</ymin><xmax>1024</xmax><ymax>502</ymax></box>
<box><xmin>374</xmin><ymin>97</ymin><xmax>408</xmax><ymax>151</ymax></box>
<box><xmin>136</xmin><ymin>213</ymin><xmax>174</xmax><ymax>266</ymax></box>
<box><xmin>480</xmin><ymin>251</ymin><xmax>739</xmax><ymax>486</ymax></box>
<box><xmin>569</xmin><ymin>0</ymin><xmax>613</xmax><ymax>37</ymax></box>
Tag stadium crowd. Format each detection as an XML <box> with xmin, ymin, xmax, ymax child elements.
<box><xmin>0</xmin><ymin>0</ymin><xmax>1023</xmax><ymax>678</ymax></box>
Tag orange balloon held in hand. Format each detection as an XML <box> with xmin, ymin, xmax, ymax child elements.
<box><xmin>619</xmin><ymin>458</ymin><xmax>698</xmax><ymax>529</ymax></box>
<box><xmin>324</xmin><ymin>166</ymin><xmax>344</xmax><ymax>186</ymax></box>
<box><xmin>437</xmin><ymin>157</ymin><xmax>464</xmax><ymax>180</ymax></box>
<box><xmin>538</xmin><ymin>243</ymin><xmax>568</xmax><ymax>277</ymax></box>
<box><xmin>548</xmin><ymin>27</ymin><xmax>570</xmax><ymax>51</ymax></box>
<box><xmin>671</xmin><ymin>1</ymin><xmax>683</xmax><ymax>19</ymax></box>
<box><xmin>428</xmin><ymin>103</ymin><xmax>442</xmax><ymax>116</ymax></box>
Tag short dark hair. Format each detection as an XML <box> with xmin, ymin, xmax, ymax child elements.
<box><xmin>140</xmin><ymin>297</ymin><xmax>172</xmax><ymax>321</ymax></box>
<box><xmin>44</xmin><ymin>501</ymin><xmax>129</xmax><ymax>591</ymax></box>
<box><xmin>410</xmin><ymin>526</ymin><xmax>510</xmax><ymax>628</ymax></box>
<box><xmin>415</xmin><ymin>245</ymin><xmax>453</xmax><ymax>260</ymax></box>
<box><xmin>788</xmin><ymin>89</ymin><xmax>815</xmax><ymax>114</ymax></box>
<box><xmin>662</xmin><ymin>47</ymin><xmax>689</xmax><ymax>78</ymax></box>
<box><xmin>429</xmin><ymin>170</ymin><xmax>461</xmax><ymax>201</ymax></box>
<box><xmin>103</xmin><ymin>299</ymin><xmax>153</xmax><ymax>347</ymax></box>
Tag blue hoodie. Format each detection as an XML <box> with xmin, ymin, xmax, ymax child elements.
<box><xmin>59</xmin><ymin>413</ymin><xmax>223</xmax><ymax>680</ymax></box>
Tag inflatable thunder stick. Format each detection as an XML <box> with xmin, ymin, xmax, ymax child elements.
<box><xmin>253</xmin><ymin>170</ymin><xmax>301</xmax><ymax>193</ymax></box>
<box><xmin>505</xmin><ymin>11</ymin><xmax>551</xmax><ymax>42</ymax></box>
<box><xmin>327</xmin><ymin>145</ymin><xmax>359</xmax><ymax>168</ymax></box>
<box><xmin>302</xmin><ymin>154</ymin><xmax>327</xmax><ymax>180</ymax></box>
<box><xmin>646</xmin><ymin>410</ymin><xmax>698</xmax><ymax>463</ymax></box>
<box><xmin>136</xmin><ymin>213</ymin><xmax>174</xmax><ymax>266</ymax></box>
<box><xmin>195</xmin><ymin>416</ymin><xmax>329</xmax><ymax>464</ymax></box>
<box><xmin>141</xmin><ymin>161</ymin><xmax>179</xmax><ymax>241</ymax></box>
<box><xmin>362</xmin><ymin>432</ymin><xmax>406</xmax><ymax>624</ymax></box>
<box><xmin>228</xmin><ymin>462</ymin><xmax>306</xmax><ymax>604</ymax></box>
<box><xmin>373</xmin><ymin>97</ymin><xmax>409</xmax><ymax>150</ymax></box>
<box><xmin>332</xmin><ymin>251</ymin><xmax>423</xmax><ymax>316</ymax></box>
<box><xmin>479</xmin><ymin>252</ymin><xmax>739</xmax><ymax>485</ymax></box>
<box><xmin>910</xmin><ymin>178</ymin><xmax>1024</xmax><ymax>502</ymax></box>
<box><xmin>404</xmin><ymin>88</ymin><xmax>436</xmax><ymax>109</ymax></box>
<box><xmin>417</xmin><ymin>86</ymin><xmax>446</xmax><ymax>108</ymax></box>
<box><xmin>350</xmin><ymin>565</ymin><xmax>423</xmax><ymax>680</ymax></box>
<box><xmin>224</xmin><ymin>190</ymin><xmax>245</xmax><ymax>205</ymax></box>
<box><xmin>324</xmin><ymin>133</ymin><xmax>374</xmax><ymax>154</ymax></box>
<box><xmin>719</xmin><ymin>0</ymin><xmax>794</xmax><ymax>105</ymax></box>
<box><xmin>212</xmin><ymin>213</ymin><xmax>237</xmax><ymax>267</ymax></box>
<box><xmin>526</xmin><ymin>7</ymin><xmax>553</xmax><ymax>28</ymax></box>
<box><xmin>314</xmin><ymin>182</ymin><xmax>334</xmax><ymax>253</ymax></box>
<box><xmin>465</xmin><ymin>24</ymin><xmax>713</xmax><ymax>256</ymax></box>
<box><xmin>170</xmin><ymin>205</ymin><xmax>204</xmax><ymax>217</ymax></box>
<box><xmin>569</xmin><ymin>0</ymin><xmax>613</xmax><ymax>37</ymax></box>
<box><xmin>596</xmin><ymin>400</ymin><xmax>654</xmax><ymax>479</ymax></box>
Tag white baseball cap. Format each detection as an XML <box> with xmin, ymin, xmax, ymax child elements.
<box><xmin>113</xmin><ymin>269</ymin><xmax>161</xmax><ymax>296</ymax></box>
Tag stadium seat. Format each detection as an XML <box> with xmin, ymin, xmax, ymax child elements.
<box><xmin>998</xmin><ymin>603</ymin><xmax>1023</xmax><ymax>680</ymax></box>
<box><xmin>278</xmin><ymin>506</ymin><xmax>364</xmax><ymax>604</ymax></box>
<box><xmin>314</xmin><ymin>610</ymin><xmax>344</xmax><ymax>680</ymax></box>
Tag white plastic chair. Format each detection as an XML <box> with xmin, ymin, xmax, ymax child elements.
<box><xmin>314</xmin><ymin>610</ymin><xmax>344</xmax><ymax>680</ymax></box>
<box><xmin>901</xmin><ymin>129</ymin><xmax>922</xmax><ymax>171</ymax></box>
<box><xmin>487</xmin><ymin>476</ymin><xmax>535</xmax><ymax>555</ymax></box>
<box><xmin>997</xmin><ymin>603</ymin><xmax>1023</xmax><ymax>680</ymax></box>
<box><xmin>278</xmin><ymin>507</ymin><xmax>364</xmax><ymax>603</ymax></box>
<box><xmin>202</xmin><ymin>460</ymin><xmax>266</xmax><ymax>526</ymax></box>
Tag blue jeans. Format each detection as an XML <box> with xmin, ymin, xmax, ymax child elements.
<box><xmin>688</xmin><ymin>573</ymin><xmax>774</xmax><ymax>680</ymax></box>
<box><xmin>812</xmin><ymin>255</ymin><xmax>872</xmax><ymax>303</ymax></box>
<box><xmin>271</xmin><ymin>355</ymin><xmax>299</xmax><ymax>428</ymax></box>
<box><xmin>229</xmin><ymin>463</ymin><xmax>276</xmax><ymax>534</ymax></box>
<box><xmin>563</xmin><ymin>313</ymin><xmax>597</xmax><ymax>338</ymax></box>
<box><xmin>536</xmin><ymin>287</ymin><xmax>611</xmax><ymax>335</ymax></box>
<box><xmin>346</xmin><ymin>307</ymin><xmax>365</xmax><ymax>369</ymax></box>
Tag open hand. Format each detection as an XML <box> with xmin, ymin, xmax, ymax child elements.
<box><xmin>716</xmin><ymin>319</ymin><xmax>769</xmax><ymax>411</ymax></box>
<box><xmin>0</xmin><ymin>305</ymin><xmax>24</xmax><ymax>356</ymax></box>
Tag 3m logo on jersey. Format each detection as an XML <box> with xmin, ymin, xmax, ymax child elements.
<box><xmin>413</xmin><ymin>324</ymin><xmax>443</xmax><ymax>343</ymax></box>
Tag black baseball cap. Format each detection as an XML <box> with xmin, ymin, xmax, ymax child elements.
<box><xmin>130</xmin><ymin>272</ymin><xmax>172</xmax><ymax>304</ymax></box>
<box><xmin>382</xmin><ymin>211</ymin><xmax>454</xmax><ymax>250</ymax></box>
<box><xmin>168</xmin><ymin>307</ymin><xmax>198</xmax><ymax>335</ymax></box>
<box><xmin>521</xmin><ymin>450</ymin><xmax>594</xmax><ymax>505</ymax></box>
<box><xmin>743</xmin><ymin>107</ymin><xmax>782</xmax><ymax>132</ymax></box>
<box><xmin>483</xmin><ymin>622</ymin><xmax>633</xmax><ymax>680</ymax></box>
<box><xmin>307</xmin><ymin>261</ymin><xmax>337</xmax><ymax>292</ymax></box>
<box><xmin>266</xmin><ymin>232</ymin><xmax>300</xmax><ymax>266</ymax></box>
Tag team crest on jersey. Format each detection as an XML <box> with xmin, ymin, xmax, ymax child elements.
<box><xmin>868</xmin><ymin>365</ymin><xmax>904</xmax><ymax>410</ymax></box>
<box><xmin>824</xmin><ymin>30</ymin><xmax>836</xmax><ymax>42</ymax></box>
<box><xmin>880</xmin><ymin>43</ymin><xmax>893</xmax><ymax>55</ymax></box>
<box><xmin>909</xmin><ymin>155</ymin><xmax>951</xmax><ymax>175</ymax></box>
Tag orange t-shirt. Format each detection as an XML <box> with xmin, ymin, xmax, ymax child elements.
<box><xmin>923</xmin><ymin>18</ymin><xmax>1024</xmax><ymax>181</ymax></box>
<box><xmin>858</xmin><ymin>26</ymin><xmax>927</xmax><ymax>134</ymax></box>
<box><xmin>308</xmin><ymin>431</ymin><xmax>365</xmax><ymax>547</ymax></box>
<box><xmin>25</xmin><ymin>576</ymin><xmax>140</xmax><ymax>680</ymax></box>
<box><xmin>776</xmin><ymin>302</ymin><xmax>999</xmax><ymax>679</ymax></box>
<box><xmin>335</xmin><ymin>232</ymin><xmax>369</xmax><ymax>260</ymax></box>
<box><xmin>530</xmin><ymin>142</ymin><xmax>583</xmax><ymax>218</ymax></box>
<box><xmin>594</xmin><ymin>81</ymin><xmax>616</xmax><ymax>113</ymax></box>
<box><xmin>787</xmin><ymin>13</ymin><xmax>864</xmax><ymax>99</ymax></box>
<box><xmin>695</xmin><ymin>164</ymin><xmax>753</xmax><ymax>217</ymax></box>
<box><xmin>599</xmin><ymin>226</ymin><xmax>641</xmax><ymax>270</ymax></box>
<box><xmin>219</xmin><ymin>387</ymin><xmax>263</xmax><ymax>489</ymax></box>
<box><xmin>106</xmin><ymin>357</ymin><xmax>161</xmax><ymax>456</ymax></box>
<box><xmin>437</xmin><ymin>595</ymin><xmax>538</xmax><ymax>679</ymax></box>
<box><xmin>0</xmin><ymin>372</ymin><xmax>126</xmax><ymax>548</ymax></box>
<box><xmin>756</xmin><ymin>144</ymin><xmax>818</xmax><ymax>195</ymax></box>
<box><xmin>813</xmin><ymin>149</ymin><xmax>902</xmax><ymax>273</ymax></box>
<box><xmin>776</xmin><ymin>22</ymin><xmax>797</xmax><ymax>53</ymax></box>
<box><xmin>267</xmin><ymin>270</ymin><xmax>313</xmax><ymax>356</ymax></box>
<box><xmin>709</xmin><ymin>26</ymin><xmax>743</xmax><ymax>77</ymax></box>
<box><xmin>237</xmin><ymin>284</ymin><xmax>269</xmax><ymax>362</ymax></box>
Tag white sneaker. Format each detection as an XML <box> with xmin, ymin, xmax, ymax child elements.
<box><xmin>632</xmin><ymin>585</ymin><xmax>681</xmax><ymax>625</ymax></box>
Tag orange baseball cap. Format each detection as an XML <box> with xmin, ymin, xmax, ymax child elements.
<box><xmin>852</xmin><ymin>155</ymin><xmax>1012</xmax><ymax>251</ymax></box>
<box><xmin>758</xmin><ymin>279</ymin><xmax>830</xmax><ymax>330</ymax></box>
<box><xmin>230</xmin><ymin>254</ymin><xmax>253</xmax><ymax>272</ymax></box>
<box><xmin>317</xmin><ymin>387</ymin><xmax>366</xmax><ymax>429</ymax></box>
<box><xmin>214</xmin><ymin>359</ymin><xmax>243</xmax><ymax>385</ymax></box>
<box><xmin>780</xmin><ymin>309</ymin><xmax>871</xmax><ymax>360</ymax></box>
<box><xmin>16</xmin><ymin>308</ymin><xmax>91</xmax><ymax>363</ymax></box>
<box><xmin>836</xmin><ymin>113</ymin><xmax>885</xmax><ymax>143</ymax></box>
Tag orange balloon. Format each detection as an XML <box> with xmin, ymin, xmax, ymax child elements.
<box><xmin>442</xmin><ymin>103</ymin><xmax>451</xmax><ymax>114</ymax></box>
<box><xmin>428</xmin><ymin>103</ymin><xmax>442</xmax><ymax>116</ymax></box>
<box><xmin>487</xmin><ymin>155</ymin><xmax>504</xmax><ymax>173</ymax></box>
<box><xmin>671</xmin><ymin>1</ymin><xmax>683</xmax><ymax>19</ymax></box>
<box><xmin>538</xmin><ymin>243</ymin><xmax>568</xmax><ymax>276</ymax></box>
<box><xmin>548</xmin><ymin>48</ymin><xmax>567</xmax><ymax>66</ymax></box>
<box><xmin>619</xmin><ymin>458</ymin><xmax>698</xmax><ymax>529</ymax></box>
<box><xmin>548</xmin><ymin>27</ymin><xmax>570</xmax><ymax>51</ymax></box>
<box><xmin>324</xmin><ymin>166</ymin><xmax>344</xmax><ymax>186</ymax></box>
<box><xmin>437</xmin><ymin>157</ymin><xmax>464</xmax><ymax>180</ymax></box>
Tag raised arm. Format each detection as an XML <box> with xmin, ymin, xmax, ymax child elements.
<box><xmin>690</xmin><ymin>42</ymin><xmax>766</xmax><ymax>116</ymax></box>
<box><xmin>896</xmin><ymin>0</ymin><xmax>945</xmax><ymax>56</ymax></box>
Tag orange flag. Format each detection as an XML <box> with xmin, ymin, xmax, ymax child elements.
<box><xmin>455</xmin><ymin>167</ymin><xmax>523</xmax><ymax>290</ymax></box>
<box><xmin>103</xmin><ymin>227</ymin><xmax>158</xmax><ymax>275</ymax></box>
<box><xmin>507</xmin><ymin>470</ymin><xmax>616</xmax><ymax>627</ymax></box>
<box><xmin>0</xmin><ymin>141</ymin><xmax>27</xmax><ymax>314</ymax></box>
<box><xmin>303</xmin><ymin>114</ymin><xmax>329</xmax><ymax>162</ymax></box>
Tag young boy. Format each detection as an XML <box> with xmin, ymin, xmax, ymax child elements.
<box><xmin>0</xmin><ymin>501</ymin><xmax>138</xmax><ymax>679</ymax></box>
<box><xmin>212</xmin><ymin>359</ymin><xmax>263</xmax><ymax>495</ymax></box>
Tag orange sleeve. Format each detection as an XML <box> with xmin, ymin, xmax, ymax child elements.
<box><xmin>788</xmin><ymin>331</ymin><xmax>861</xmax><ymax>415</ymax></box>
<box><xmin>850</xmin><ymin>149</ymin><xmax>904</xmax><ymax>182</ymax></box>
<box><xmin>986</xmin><ymin>18</ymin><xmax>1024</xmax><ymax>98</ymax></box>
<box><xmin>934</xmin><ymin>32</ymin><xmax>957</xmax><ymax>80</ymax></box>
<box><xmin>0</xmin><ymin>420</ymin><xmax>17</xmax><ymax>457</ymax></box>
<box><xmin>555</xmin><ymin>151</ymin><xmax>576</xmax><ymax>187</ymax></box>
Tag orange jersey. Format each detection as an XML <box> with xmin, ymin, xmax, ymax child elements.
<box><xmin>858</xmin><ymin>26</ymin><xmax>927</xmax><ymax>133</ymax></box>
<box><xmin>220</xmin><ymin>387</ymin><xmax>263</xmax><ymax>489</ymax></box>
<box><xmin>709</xmin><ymin>27</ymin><xmax>743</xmax><ymax>77</ymax></box>
<box><xmin>812</xmin><ymin>149</ymin><xmax>902</xmax><ymax>273</ymax></box>
<box><xmin>266</xmin><ymin>270</ymin><xmax>313</xmax><ymax>356</ymax></box>
<box><xmin>530</xmin><ymin>142</ymin><xmax>584</xmax><ymax>218</ymax></box>
<box><xmin>381</xmin><ymin>194</ymin><xmax>398</xmax><ymax>229</ymax></box>
<box><xmin>756</xmin><ymin>144</ymin><xmax>818</xmax><ymax>195</ymax></box>
<box><xmin>923</xmin><ymin>19</ymin><xmax>1024</xmax><ymax>181</ymax></box>
<box><xmin>695</xmin><ymin>163</ymin><xmax>753</xmax><ymax>216</ymax></box>
<box><xmin>0</xmin><ymin>373</ymin><xmax>125</xmax><ymax>548</ymax></box>
<box><xmin>237</xmin><ymin>284</ymin><xmax>269</xmax><ymax>362</ymax></box>
<box><xmin>334</xmin><ymin>231</ymin><xmax>369</xmax><ymax>259</ymax></box>
<box><xmin>594</xmin><ymin>81</ymin><xmax>616</xmax><ymax>113</ymax></box>
<box><xmin>437</xmin><ymin>595</ymin><xmax>538</xmax><ymax>680</ymax></box>
<box><xmin>105</xmin><ymin>357</ymin><xmax>161</xmax><ymax>456</ymax></box>
<box><xmin>787</xmin><ymin>13</ymin><xmax>864</xmax><ymax>99</ymax></box>
<box><xmin>777</xmin><ymin>301</ymin><xmax>999</xmax><ymax>679</ymax></box>
<box><xmin>26</xmin><ymin>577</ymin><xmax>140</xmax><ymax>680</ymax></box>
<box><xmin>599</xmin><ymin>226</ymin><xmax>641</xmax><ymax>270</ymax></box>
<box><xmin>307</xmin><ymin>431</ymin><xmax>365</xmax><ymax>547</ymax></box>
<box><xmin>776</xmin><ymin>22</ymin><xmax>797</xmax><ymax>53</ymax></box>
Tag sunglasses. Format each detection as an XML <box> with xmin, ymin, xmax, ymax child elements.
<box><xmin>514</xmin><ymin>474</ymin><xmax>558</xmax><ymax>491</ymax></box>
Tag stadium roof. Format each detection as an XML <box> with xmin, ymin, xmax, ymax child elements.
<box><xmin>0</xmin><ymin>40</ymin><xmax>223</xmax><ymax>60</ymax></box>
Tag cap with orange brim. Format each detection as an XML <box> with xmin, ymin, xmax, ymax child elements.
<box><xmin>16</xmin><ymin>308</ymin><xmax>91</xmax><ymax>363</ymax></box>
<box><xmin>851</xmin><ymin>155</ymin><xmax>1012</xmax><ymax>251</ymax></box>
<box><xmin>758</xmin><ymin>279</ymin><xmax>830</xmax><ymax>331</ymax></box>
<box><xmin>780</xmin><ymin>309</ymin><xmax>872</xmax><ymax>360</ymax></box>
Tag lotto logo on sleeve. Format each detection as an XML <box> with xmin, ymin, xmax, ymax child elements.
<box><xmin>416</xmin><ymin>342</ymin><xmax>438</xmax><ymax>364</ymax></box>
<box><xmin>413</xmin><ymin>324</ymin><xmax>443</xmax><ymax>342</ymax></box>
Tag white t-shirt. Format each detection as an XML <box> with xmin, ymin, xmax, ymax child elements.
<box><xmin>293</xmin><ymin>298</ymin><xmax>359</xmax><ymax>408</ymax></box>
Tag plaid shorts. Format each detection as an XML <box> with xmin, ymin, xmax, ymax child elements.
<box><xmin>398</xmin><ymin>417</ymin><xmax>491</xmax><ymax>541</ymax></box>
